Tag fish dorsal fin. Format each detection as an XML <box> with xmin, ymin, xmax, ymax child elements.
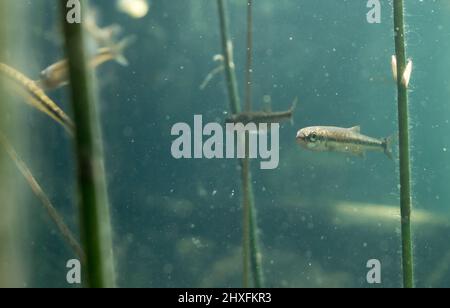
<box><xmin>349</xmin><ymin>125</ymin><xmax>361</xmax><ymax>133</ymax></box>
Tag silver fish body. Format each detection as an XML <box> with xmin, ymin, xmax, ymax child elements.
<box><xmin>225</xmin><ymin>98</ymin><xmax>297</xmax><ymax>125</ymax></box>
<box><xmin>296</xmin><ymin>126</ymin><xmax>393</xmax><ymax>159</ymax></box>
<box><xmin>36</xmin><ymin>36</ymin><xmax>134</xmax><ymax>91</ymax></box>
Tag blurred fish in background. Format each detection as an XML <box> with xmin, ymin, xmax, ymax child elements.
<box><xmin>35</xmin><ymin>6</ymin><xmax>135</xmax><ymax>92</ymax></box>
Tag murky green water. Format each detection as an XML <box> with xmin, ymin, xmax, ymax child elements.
<box><xmin>1</xmin><ymin>0</ymin><xmax>449</xmax><ymax>288</ymax></box>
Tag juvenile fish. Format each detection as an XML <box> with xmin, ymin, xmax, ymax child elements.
<box><xmin>36</xmin><ymin>36</ymin><xmax>135</xmax><ymax>91</ymax></box>
<box><xmin>0</xmin><ymin>62</ymin><xmax>74</xmax><ymax>134</ymax></box>
<box><xmin>226</xmin><ymin>98</ymin><xmax>297</xmax><ymax>125</ymax></box>
<box><xmin>296</xmin><ymin>125</ymin><xmax>393</xmax><ymax>159</ymax></box>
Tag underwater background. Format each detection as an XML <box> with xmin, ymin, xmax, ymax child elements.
<box><xmin>1</xmin><ymin>0</ymin><xmax>450</xmax><ymax>288</ymax></box>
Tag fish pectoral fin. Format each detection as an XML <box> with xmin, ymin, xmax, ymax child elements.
<box><xmin>383</xmin><ymin>134</ymin><xmax>396</xmax><ymax>160</ymax></box>
<box><xmin>349</xmin><ymin>125</ymin><xmax>361</xmax><ymax>133</ymax></box>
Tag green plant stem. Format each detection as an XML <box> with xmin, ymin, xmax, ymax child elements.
<box><xmin>246</xmin><ymin>171</ymin><xmax>264</xmax><ymax>287</ymax></box>
<box><xmin>241</xmin><ymin>159</ymin><xmax>264</xmax><ymax>288</ymax></box>
<box><xmin>241</xmin><ymin>157</ymin><xmax>251</xmax><ymax>287</ymax></box>
<box><xmin>60</xmin><ymin>1</ymin><xmax>115</xmax><ymax>288</ymax></box>
<box><xmin>393</xmin><ymin>0</ymin><xmax>414</xmax><ymax>288</ymax></box>
<box><xmin>217</xmin><ymin>0</ymin><xmax>240</xmax><ymax>115</ymax></box>
<box><xmin>244</xmin><ymin>0</ymin><xmax>264</xmax><ymax>288</ymax></box>
<box><xmin>217</xmin><ymin>0</ymin><xmax>264</xmax><ymax>288</ymax></box>
<box><xmin>245</xmin><ymin>0</ymin><xmax>253</xmax><ymax>113</ymax></box>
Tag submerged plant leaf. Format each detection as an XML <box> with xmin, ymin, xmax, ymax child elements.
<box><xmin>0</xmin><ymin>62</ymin><xmax>74</xmax><ymax>135</ymax></box>
<box><xmin>0</xmin><ymin>132</ymin><xmax>84</xmax><ymax>261</ymax></box>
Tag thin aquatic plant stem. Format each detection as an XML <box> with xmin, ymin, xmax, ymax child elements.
<box><xmin>217</xmin><ymin>0</ymin><xmax>240</xmax><ymax>115</ymax></box>
<box><xmin>0</xmin><ymin>133</ymin><xmax>84</xmax><ymax>261</ymax></box>
<box><xmin>217</xmin><ymin>0</ymin><xmax>264</xmax><ymax>288</ymax></box>
<box><xmin>244</xmin><ymin>0</ymin><xmax>253</xmax><ymax>113</ymax></box>
<box><xmin>247</xmin><ymin>174</ymin><xmax>264</xmax><ymax>287</ymax></box>
<box><xmin>242</xmin><ymin>157</ymin><xmax>251</xmax><ymax>287</ymax></box>
<box><xmin>244</xmin><ymin>0</ymin><xmax>264</xmax><ymax>288</ymax></box>
<box><xmin>393</xmin><ymin>0</ymin><xmax>414</xmax><ymax>288</ymax></box>
<box><xmin>60</xmin><ymin>1</ymin><xmax>116</xmax><ymax>288</ymax></box>
<box><xmin>217</xmin><ymin>0</ymin><xmax>248</xmax><ymax>287</ymax></box>
<box><xmin>242</xmin><ymin>0</ymin><xmax>253</xmax><ymax>288</ymax></box>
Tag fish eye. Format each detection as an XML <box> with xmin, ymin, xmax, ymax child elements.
<box><xmin>309</xmin><ymin>132</ymin><xmax>317</xmax><ymax>142</ymax></box>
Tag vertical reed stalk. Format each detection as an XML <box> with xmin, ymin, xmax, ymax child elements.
<box><xmin>217</xmin><ymin>0</ymin><xmax>264</xmax><ymax>288</ymax></box>
<box><xmin>241</xmin><ymin>159</ymin><xmax>251</xmax><ymax>287</ymax></box>
<box><xmin>60</xmin><ymin>0</ymin><xmax>115</xmax><ymax>288</ymax></box>
<box><xmin>393</xmin><ymin>0</ymin><xmax>414</xmax><ymax>288</ymax></box>
<box><xmin>217</xmin><ymin>0</ymin><xmax>240</xmax><ymax>115</ymax></box>
<box><xmin>244</xmin><ymin>0</ymin><xmax>253</xmax><ymax>113</ymax></box>
<box><xmin>244</xmin><ymin>0</ymin><xmax>264</xmax><ymax>288</ymax></box>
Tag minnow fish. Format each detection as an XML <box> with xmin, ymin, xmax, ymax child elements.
<box><xmin>36</xmin><ymin>36</ymin><xmax>135</xmax><ymax>91</ymax></box>
<box><xmin>296</xmin><ymin>125</ymin><xmax>393</xmax><ymax>159</ymax></box>
<box><xmin>0</xmin><ymin>62</ymin><xmax>74</xmax><ymax>134</ymax></box>
<box><xmin>226</xmin><ymin>98</ymin><xmax>297</xmax><ymax>125</ymax></box>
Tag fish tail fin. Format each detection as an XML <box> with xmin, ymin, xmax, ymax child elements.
<box><xmin>111</xmin><ymin>35</ymin><xmax>136</xmax><ymax>66</ymax></box>
<box><xmin>383</xmin><ymin>134</ymin><xmax>395</xmax><ymax>160</ymax></box>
